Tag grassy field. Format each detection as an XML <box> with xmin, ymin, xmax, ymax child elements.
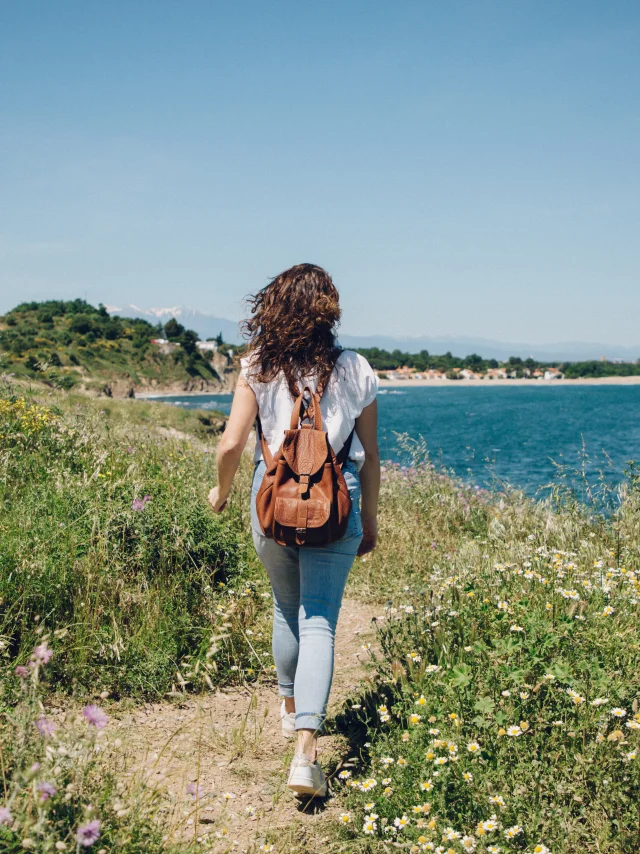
<box><xmin>337</xmin><ymin>453</ymin><xmax>640</xmax><ymax>854</ymax></box>
<box><xmin>1</xmin><ymin>384</ymin><xmax>639</xmax><ymax>852</ymax></box>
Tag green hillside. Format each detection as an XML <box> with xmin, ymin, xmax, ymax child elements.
<box><xmin>0</xmin><ymin>299</ymin><xmax>233</xmax><ymax>394</ymax></box>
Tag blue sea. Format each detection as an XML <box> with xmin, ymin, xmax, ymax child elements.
<box><xmin>150</xmin><ymin>385</ymin><xmax>640</xmax><ymax>497</ymax></box>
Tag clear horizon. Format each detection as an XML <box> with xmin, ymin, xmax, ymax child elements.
<box><xmin>1</xmin><ymin>1</ymin><xmax>639</xmax><ymax>346</ymax></box>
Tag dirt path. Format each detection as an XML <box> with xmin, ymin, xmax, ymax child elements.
<box><xmin>113</xmin><ymin>598</ymin><xmax>379</xmax><ymax>853</ymax></box>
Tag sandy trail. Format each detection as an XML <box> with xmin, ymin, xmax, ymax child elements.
<box><xmin>112</xmin><ymin>598</ymin><xmax>379</xmax><ymax>853</ymax></box>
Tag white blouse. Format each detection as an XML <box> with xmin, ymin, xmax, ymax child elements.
<box><xmin>240</xmin><ymin>349</ymin><xmax>378</xmax><ymax>470</ymax></box>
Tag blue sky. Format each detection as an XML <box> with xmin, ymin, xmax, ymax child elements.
<box><xmin>1</xmin><ymin>0</ymin><xmax>639</xmax><ymax>345</ymax></box>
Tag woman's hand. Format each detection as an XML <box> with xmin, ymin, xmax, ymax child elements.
<box><xmin>208</xmin><ymin>486</ymin><xmax>229</xmax><ymax>513</ymax></box>
<box><xmin>357</xmin><ymin>515</ymin><xmax>377</xmax><ymax>557</ymax></box>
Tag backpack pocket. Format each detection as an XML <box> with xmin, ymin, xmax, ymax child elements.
<box><xmin>274</xmin><ymin>496</ymin><xmax>331</xmax><ymax>529</ymax></box>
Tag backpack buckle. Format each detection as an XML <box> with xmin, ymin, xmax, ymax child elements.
<box><xmin>298</xmin><ymin>474</ymin><xmax>310</xmax><ymax>497</ymax></box>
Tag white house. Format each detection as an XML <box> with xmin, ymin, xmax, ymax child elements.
<box><xmin>196</xmin><ymin>341</ymin><xmax>218</xmax><ymax>353</ymax></box>
<box><xmin>544</xmin><ymin>368</ymin><xmax>565</xmax><ymax>380</ymax></box>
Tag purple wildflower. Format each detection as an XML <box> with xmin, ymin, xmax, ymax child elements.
<box><xmin>15</xmin><ymin>665</ymin><xmax>30</xmax><ymax>678</ymax></box>
<box><xmin>37</xmin><ymin>781</ymin><xmax>57</xmax><ymax>801</ymax></box>
<box><xmin>35</xmin><ymin>715</ymin><xmax>56</xmax><ymax>737</ymax></box>
<box><xmin>31</xmin><ymin>642</ymin><xmax>53</xmax><ymax>665</ymax></box>
<box><xmin>76</xmin><ymin>819</ymin><xmax>101</xmax><ymax>847</ymax></box>
<box><xmin>131</xmin><ymin>494</ymin><xmax>151</xmax><ymax>511</ymax></box>
<box><xmin>82</xmin><ymin>705</ymin><xmax>109</xmax><ymax>729</ymax></box>
<box><xmin>0</xmin><ymin>806</ymin><xmax>12</xmax><ymax>825</ymax></box>
<box><xmin>187</xmin><ymin>782</ymin><xmax>205</xmax><ymax>798</ymax></box>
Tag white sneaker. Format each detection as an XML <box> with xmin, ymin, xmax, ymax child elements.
<box><xmin>287</xmin><ymin>752</ymin><xmax>328</xmax><ymax>798</ymax></box>
<box><xmin>280</xmin><ymin>701</ymin><xmax>296</xmax><ymax>739</ymax></box>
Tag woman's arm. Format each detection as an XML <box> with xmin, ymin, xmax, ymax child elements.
<box><xmin>208</xmin><ymin>376</ymin><xmax>258</xmax><ymax>512</ymax></box>
<box><xmin>354</xmin><ymin>399</ymin><xmax>380</xmax><ymax>556</ymax></box>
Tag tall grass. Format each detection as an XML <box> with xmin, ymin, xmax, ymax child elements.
<box><xmin>337</xmin><ymin>442</ymin><xmax>640</xmax><ymax>853</ymax></box>
<box><xmin>0</xmin><ymin>381</ymin><xmax>269</xmax><ymax>701</ymax></box>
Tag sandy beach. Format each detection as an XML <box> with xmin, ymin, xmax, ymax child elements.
<box><xmin>378</xmin><ymin>375</ymin><xmax>640</xmax><ymax>388</ymax></box>
<box><xmin>133</xmin><ymin>373</ymin><xmax>640</xmax><ymax>398</ymax></box>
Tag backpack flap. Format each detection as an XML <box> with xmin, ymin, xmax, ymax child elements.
<box><xmin>281</xmin><ymin>428</ymin><xmax>328</xmax><ymax>477</ymax></box>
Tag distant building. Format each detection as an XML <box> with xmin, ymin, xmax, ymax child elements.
<box><xmin>384</xmin><ymin>366</ymin><xmax>415</xmax><ymax>380</ymax></box>
<box><xmin>196</xmin><ymin>341</ymin><xmax>218</xmax><ymax>352</ymax></box>
<box><xmin>151</xmin><ymin>338</ymin><xmax>180</xmax><ymax>352</ymax></box>
<box><xmin>544</xmin><ymin>368</ymin><xmax>565</xmax><ymax>380</ymax></box>
<box><xmin>460</xmin><ymin>369</ymin><xmax>480</xmax><ymax>380</ymax></box>
<box><xmin>485</xmin><ymin>368</ymin><xmax>508</xmax><ymax>380</ymax></box>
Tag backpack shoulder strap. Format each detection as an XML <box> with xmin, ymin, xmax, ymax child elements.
<box><xmin>294</xmin><ymin>352</ymin><xmax>342</xmax><ymax>401</ymax></box>
<box><xmin>255</xmin><ymin>415</ymin><xmax>275</xmax><ymax>469</ymax></box>
<box><xmin>335</xmin><ymin>427</ymin><xmax>355</xmax><ymax>466</ymax></box>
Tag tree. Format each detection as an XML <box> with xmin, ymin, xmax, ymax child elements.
<box><xmin>70</xmin><ymin>315</ymin><xmax>94</xmax><ymax>336</ymax></box>
<box><xmin>180</xmin><ymin>329</ymin><xmax>199</xmax><ymax>356</ymax></box>
<box><xmin>164</xmin><ymin>319</ymin><xmax>185</xmax><ymax>341</ymax></box>
<box><xmin>464</xmin><ymin>353</ymin><xmax>483</xmax><ymax>369</ymax></box>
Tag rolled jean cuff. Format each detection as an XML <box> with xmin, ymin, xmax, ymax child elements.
<box><xmin>295</xmin><ymin>711</ymin><xmax>326</xmax><ymax>733</ymax></box>
<box><xmin>278</xmin><ymin>681</ymin><xmax>295</xmax><ymax>698</ymax></box>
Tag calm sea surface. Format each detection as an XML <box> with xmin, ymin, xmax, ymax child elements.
<box><xmin>151</xmin><ymin>385</ymin><xmax>640</xmax><ymax>496</ymax></box>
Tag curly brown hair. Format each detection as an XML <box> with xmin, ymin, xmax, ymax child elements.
<box><xmin>241</xmin><ymin>263</ymin><xmax>343</xmax><ymax>398</ymax></box>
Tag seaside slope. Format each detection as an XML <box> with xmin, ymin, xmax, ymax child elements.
<box><xmin>0</xmin><ymin>299</ymin><xmax>239</xmax><ymax>396</ymax></box>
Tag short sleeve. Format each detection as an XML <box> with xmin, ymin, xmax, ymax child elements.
<box><xmin>359</xmin><ymin>355</ymin><xmax>378</xmax><ymax>410</ymax></box>
<box><xmin>240</xmin><ymin>356</ymin><xmax>256</xmax><ymax>392</ymax></box>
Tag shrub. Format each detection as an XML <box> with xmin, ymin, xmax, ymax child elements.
<box><xmin>0</xmin><ymin>383</ymin><xmax>270</xmax><ymax>699</ymax></box>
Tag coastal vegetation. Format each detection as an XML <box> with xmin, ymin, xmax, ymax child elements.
<box><xmin>0</xmin><ymin>381</ymin><xmax>271</xmax><ymax>702</ymax></box>
<box><xmin>0</xmin><ymin>379</ymin><xmax>273</xmax><ymax>850</ymax></box>
<box><xmin>1</xmin><ymin>372</ymin><xmax>639</xmax><ymax>851</ymax></box>
<box><xmin>335</xmin><ymin>449</ymin><xmax>640</xmax><ymax>853</ymax></box>
<box><xmin>0</xmin><ymin>300</ymin><xmax>230</xmax><ymax>394</ymax></box>
<box><xmin>356</xmin><ymin>346</ymin><xmax>640</xmax><ymax>379</ymax></box>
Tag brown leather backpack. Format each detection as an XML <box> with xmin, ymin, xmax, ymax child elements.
<box><xmin>254</xmin><ymin>385</ymin><xmax>354</xmax><ymax>547</ymax></box>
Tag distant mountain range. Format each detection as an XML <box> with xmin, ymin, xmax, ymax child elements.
<box><xmin>105</xmin><ymin>304</ymin><xmax>242</xmax><ymax>345</ymax></box>
<box><xmin>337</xmin><ymin>333</ymin><xmax>640</xmax><ymax>363</ymax></box>
<box><xmin>106</xmin><ymin>304</ymin><xmax>639</xmax><ymax>363</ymax></box>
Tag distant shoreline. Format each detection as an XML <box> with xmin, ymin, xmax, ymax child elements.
<box><xmin>134</xmin><ymin>373</ymin><xmax>640</xmax><ymax>400</ymax></box>
<box><xmin>378</xmin><ymin>375</ymin><xmax>640</xmax><ymax>388</ymax></box>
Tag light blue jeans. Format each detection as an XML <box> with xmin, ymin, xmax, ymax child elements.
<box><xmin>251</xmin><ymin>459</ymin><xmax>363</xmax><ymax>733</ymax></box>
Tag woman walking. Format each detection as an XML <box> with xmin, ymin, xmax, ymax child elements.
<box><xmin>208</xmin><ymin>263</ymin><xmax>380</xmax><ymax>797</ymax></box>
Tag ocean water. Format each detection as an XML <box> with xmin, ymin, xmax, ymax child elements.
<box><xmin>150</xmin><ymin>385</ymin><xmax>640</xmax><ymax>496</ymax></box>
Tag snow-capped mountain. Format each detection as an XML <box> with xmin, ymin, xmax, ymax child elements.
<box><xmin>106</xmin><ymin>304</ymin><xmax>242</xmax><ymax>344</ymax></box>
